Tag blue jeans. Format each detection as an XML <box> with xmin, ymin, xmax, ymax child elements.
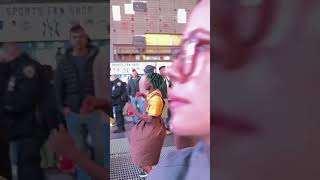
<box><xmin>130</xmin><ymin>97</ymin><xmax>146</xmax><ymax>122</ymax></box>
<box><xmin>65</xmin><ymin>111</ymin><xmax>109</xmax><ymax>180</ymax></box>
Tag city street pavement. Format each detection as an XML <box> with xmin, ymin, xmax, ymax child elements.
<box><xmin>110</xmin><ymin>116</ymin><xmax>176</xmax><ymax>180</ymax></box>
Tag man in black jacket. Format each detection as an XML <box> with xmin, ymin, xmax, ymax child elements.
<box><xmin>1</xmin><ymin>42</ymin><xmax>45</xmax><ymax>180</ymax></box>
<box><xmin>127</xmin><ymin>69</ymin><xmax>140</xmax><ymax>123</ymax></box>
<box><xmin>55</xmin><ymin>25</ymin><xmax>108</xmax><ymax>179</ymax></box>
<box><xmin>0</xmin><ymin>50</ymin><xmax>12</xmax><ymax>180</ymax></box>
<box><xmin>111</xmin><ymin>75</ymin><xmax>127</xmax><ymax>133</ymax></box>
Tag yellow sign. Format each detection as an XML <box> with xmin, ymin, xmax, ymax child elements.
<box><xmin>145</xmin><ymin>34</ymin><xmax>182</xmax><ymax>46</ymax></box>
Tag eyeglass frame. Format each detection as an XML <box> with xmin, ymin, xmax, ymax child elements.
<box><xmin>170</xmin><ymin>29</ymin><xmax>211</xmax><ymax>83</ymax></box>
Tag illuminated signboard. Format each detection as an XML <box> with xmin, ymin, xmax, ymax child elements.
<box><xmin>145</xmin><ymin>34</ymin><xmax>182</xmax><ymax>46</ymax></box>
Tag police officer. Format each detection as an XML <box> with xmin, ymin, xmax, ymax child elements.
<box><xmin>1</xmin><ymin>42</ymin><xmax>45</xmax><ymax>180</ymax></box>
<box><xmin>0</xmin><ymin>48</ymin><xmax>12</xmax><ymax>180</ymax></box>
<box><xmin>111</xmin><ymin>75</ymin><xmax>127</xmax><ymax>133</ymax></box>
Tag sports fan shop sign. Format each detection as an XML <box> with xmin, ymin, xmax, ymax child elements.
<box><xmin>0</xmin><ymin>3</ymin><xmax>108</xmax><ymax>42</ymax></box>
<box><xmin>110</xmin><ymin>62</ymin><xmax>172</xmax><ymax>75</ymax></box>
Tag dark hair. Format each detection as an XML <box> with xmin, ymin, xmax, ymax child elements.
<box><xmin>70</xmin><ymin>24</ymin><xmax>85</xmax><ymax>33</ymax></box>
<box><xmin>159</xmin><ymin>66</ymin><xmax>166</xmax><ymax>71</ymax></box>
<box><xmin>144</xmin><ymin>65</ymin><xmax>155</xmax><ymax>74</ymax></box>
<box><xmin>132</xmin><ymin>69</ymin><xmax>137</xmax><ymax>72</ymax></box>
<box><xmin>146</xmin><ymin>73</ymin><xmax>166</xmax><ymax>95</ymax></box>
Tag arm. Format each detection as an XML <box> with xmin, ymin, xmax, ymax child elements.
<box><xmin>81</xmin><ymin>97</ymin><xmax>113</xmax><ymax>118</ymax></box>
<box><xmin>51</xmin><ymin>125</ymin><xmax>108</xmax><ymax>180</ymax></box>
<box><xmin>133</xmin><ymin>110</ymin><xmax>156</xmax><ymax>123</ymax></box>
<box><xmin>54</xmin><ymin>64</ymin><xmax>65</xmax><ymax>112</ymax></box>
<box><xmin>94</xmin><ymin>98</ymin><xmax>113</xmax><ymax>112</ymax></box>
<box><xmin>136</xmin><ymin>92</ymin><xmax>147</xmax><ymax>99</ymax></box>
<box><xmin>71</xmin><ymin>150</ymin><xmax>108</xmax><ymax>180</ymax></box>
<box><xmin>127</xmin><ymin>80</ymin><xmax>132</xmax><ymax>97</ymax></box>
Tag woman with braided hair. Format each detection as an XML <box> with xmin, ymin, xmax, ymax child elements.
<box><xmin>129</xmin><ymin>73</ymin><xmax>167</xmax><ymax>178</ymax></box>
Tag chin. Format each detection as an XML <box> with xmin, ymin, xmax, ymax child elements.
<box><xmin>171</xmin><ymin>115</ymin><xmax>197</xmax><ymax>136</ymax></box>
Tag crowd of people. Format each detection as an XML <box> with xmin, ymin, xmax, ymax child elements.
<box><xmin>0</xmin><ymin>24</ymin><xmax>109</xmax><ymax>180</ymax></box>
<box><xmin>110</xmin><ymin>65</ymin><xmax>172</xmax><ymax>136</ymax></box>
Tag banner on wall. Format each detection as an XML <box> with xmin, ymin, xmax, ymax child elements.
<box><xmin>0</xmin><ymin>3</ymin><xmax>109</xmax><ymax>42</ymax></box>
<box><xmin>110</xmin><ymin>62</ymin><xmax>172</xmax><ymax>75</ymax></box>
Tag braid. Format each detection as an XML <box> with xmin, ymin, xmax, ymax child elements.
<box><xmin>147</xmin><ymin>73</ymin><xmax>166</xmax><ymax>95</ymax></box>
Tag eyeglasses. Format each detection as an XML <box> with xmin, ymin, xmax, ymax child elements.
<box><xmin>170</xmin><ymin>29</ymin><xmax>211</xmax><ymax>83</ymax></box>
<box><xmin>213</xmin><ymin>0</ymin><xmax>275</xmax><ymax>69</ymax></box>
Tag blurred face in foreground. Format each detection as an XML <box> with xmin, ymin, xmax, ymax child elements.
<box><xmin>214</xmin><ymin>0</ymin><xmax>320</xmax><ymax>179</ymax></box>
<box><xmin>165</xmin><ymin>0</ymin><xmax>210</xmax><ymax>142</ymax></box>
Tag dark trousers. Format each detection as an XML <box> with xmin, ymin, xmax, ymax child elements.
<box><xmin>12</xmin><ymin>136</ymin><xmax>45</xmax><ymax>180</ymax></box>
<box><xmin>113</xmin><ymin>104</ymin><xmax>125</xmax><ymax>130</ymax></box>
<box><xmin>0</xmin><ymin>137</ymin><xmax>11</xmax><ymax>180</ymax></box>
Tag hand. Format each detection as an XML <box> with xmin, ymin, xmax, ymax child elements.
<box><xmin>80</xmin><ymin>96</ymin><xmax>97</xmax><ymax>117</ymax></box>
<box><xmin>128</xmin><ymin>103</ymin><xmax>136</xmax><ymax>116</ymax></box>
<box><xmin>51</xmin><ymin>124</ymin><xmax>78</xmax><ymax>160</ymax></box>
<box><xmin>135</xmin><ymin>92</ymin><xmax>145</xmax><ymax>98</ymax></box>
<box><xmin>63</xmin><ymin>107</ymin><xmax>71</xmax><ymax>116</ymax></box>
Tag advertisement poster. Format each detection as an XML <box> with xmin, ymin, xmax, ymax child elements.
<box><xmin>111</xmin><ymin>61</ymin><xmax>172</xmax><ymax>82</ymax></box>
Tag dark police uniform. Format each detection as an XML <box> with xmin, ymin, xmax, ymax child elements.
<box><xmin>111</xmin><ymin>78</ymin><xmax>126</xmax><ymax>131</ymax></box>
<box><xmin>0</xmin><ymin>63</ymin><xmax>12</xmax><ymax>180</ymax></box>
<box><xmin>2</xmin><ymin>53</ymin><xmax>45</xmax><ymax>180</ymax></box>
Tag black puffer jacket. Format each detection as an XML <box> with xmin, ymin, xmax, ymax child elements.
<box><xmin>2</xmin><ymin>53</ymin><xmax>43</xmax><ymax>140</ymax></box>
<box><xmin>55</xmin><ymin>45</ymin><xmax>99</xmax><ymax>113</ymax></box>
<box><xmin>127</xmin><ymin>76</ymin><xmax>140</xmax><ymax>97</ymax></box>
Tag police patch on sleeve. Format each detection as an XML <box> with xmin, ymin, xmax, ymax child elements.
<box><xmin>117</xmin><ymin>82</ymin><xmax>122</xmax><ymax>86</ymax></box>
<box><xmin>23</xmin><ymin>65</ymin><xmax>35</xmax><ymax>79</ymax></box>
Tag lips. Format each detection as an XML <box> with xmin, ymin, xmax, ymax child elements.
<box><xmin>168</xmin><ymin>95</ymin><xmax>191</xmax><ymax>109</ymax></box>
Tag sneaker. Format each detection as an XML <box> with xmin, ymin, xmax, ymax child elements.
<box><xmin>139</xmin><ymin>171</ymin><xmax>148</xmax><ymax>178</ymax></box>
<box><xmin>113</xmin><ymin>128</ymin><xmax>125</xmax><ymax>133</ymax></box>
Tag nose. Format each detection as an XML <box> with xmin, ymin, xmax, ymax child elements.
<box><xmin>164</xmin><ymin>63</ymin><xmax>184</xmax><ymax>83</ymax></box>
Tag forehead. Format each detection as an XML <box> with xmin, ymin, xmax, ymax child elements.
<box><xmin>183</xmin><ymin>0</ymin><xmax>210</xmax><ymax>39</ymax></box>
